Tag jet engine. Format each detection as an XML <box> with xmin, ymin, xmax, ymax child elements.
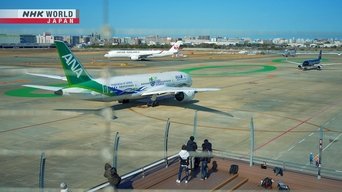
<box><xmin>175</xmin><ymin>91</ymin><xmax>195</xmax><ymax>102</ymax></box>
<box><xmin>54</xmin><ymin>89</ymin><xmax>71</xmax><ymax>95</ymax></box>
<box><xmin>54</xmin><ymin>89</ymin><xmax>63</xmax><ymax>95</ymax></box>
<box><xmin>130</xmin><ymin>55</ymin><xmax>140</xmax><ymax>60</ymax></box>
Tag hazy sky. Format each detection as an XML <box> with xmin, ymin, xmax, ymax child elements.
<box><xmin>1</xmin><ymin>0</ymin><xmax>342</xmax><ymax>38</ymax></box>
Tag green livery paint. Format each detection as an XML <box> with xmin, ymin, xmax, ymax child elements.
<box><xmin>54</xmin><ymin>41</ymin><xmax>115</xmax><ymax>96</ymax></box>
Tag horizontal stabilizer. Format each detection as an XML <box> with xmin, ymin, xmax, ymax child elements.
<box><xmin>23</xmin><ymin>84</ymin><xmax>63</xmax><ymax>91</ymax></box>
<box><xmin>26</xmin><ymin>73</ymin><xmax>67</xmax><ymax>81</ymax></box>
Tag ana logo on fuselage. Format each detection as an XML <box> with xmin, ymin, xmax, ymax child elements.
<box><xmin>149</xmin><ymin>77</ymin><xmax>156</xmax><ymax>86</ymax></box>
<box><xmin>61</xmin><ymin>54</ymin><xmax>83</xmax><ymax>78</ymax></box>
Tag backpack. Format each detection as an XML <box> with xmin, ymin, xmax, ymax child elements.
<box><xmin>111</xmin><ymin>172</ymin><xmax>121</xmax><ymax>186</ymax></box>
<box><xmin>261</xmin><ymin>177</ymin><xmax>273</xmax><ymax>189</ymax></box>
<box><xmin>180</xmin><ymin>156</ymin><xmax>189</xmax><ymax>166</ymax></box>
<box><xmin>229</xmin><ymin>164</ymin><xmax>239</xmax><ymax>174</ymax></box>
<box><xmin>110</xmin><ymin>167</ymin><xmax>117</xmax><ymax>177</ymax></box>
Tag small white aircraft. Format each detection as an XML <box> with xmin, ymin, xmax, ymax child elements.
<box><xmin>282</xmin><ymin>49</ymin><xmax>297</xmax><ymax>57</ymax></box>
<box><xmin>24</xmin><ymin>41</ymin><xmax>219</xmax><ymax>107</ymax></box>
<box><xmin>104</xmin><ymin>41</ymin><xmax>182</xmax><ymax>60</ymax></box>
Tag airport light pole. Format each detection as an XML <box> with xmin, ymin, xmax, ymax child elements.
<box><xmin>249</xmin><ymin>117</ymin><xmax>255</xmax><ymax>167</ymax></box>
<box><xmin>113</xmin><ymin>132</ymin><xmax>120</xmax><ymax>169</ymax></box>
<box><xmin>38</xmin><ymin>152</ymin><xmax>46</xmax><ymax>192</ymax></box>
<box><xmin>193</xmin><ymin>111</ymin><xmax>198</xmax><ymax>139</ymax></box>
<box><xmin>164</xmin><ymin>118</ymin><xmax>171</xmax><ymax>167</ymax></box>
<box><xmin>318</xmin><ymin>127</ymin><xmax>323</xmax><ymax>179</ymax></box>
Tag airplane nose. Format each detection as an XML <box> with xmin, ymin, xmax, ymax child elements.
<box><xmin>104</xmin><ymin>53</ymin><xmax>109</xmax><ymax>57</ymax></box>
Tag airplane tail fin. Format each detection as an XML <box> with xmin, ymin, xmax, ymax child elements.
<box><xmin>318</xmin><ymin>50</ymin><xmax>322</xmax><ymax>60</ymax></box>
<box><xmin>169</xmin><ymin>41</ymin><xmax>182</xmax><ymax>52</ymax></box>
<box><xmin>54</xmin><ymin>41</ymin><xmax>93</xmax><ymax>85</ymax></box>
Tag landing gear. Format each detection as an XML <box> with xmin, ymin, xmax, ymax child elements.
<box><xmin>147</xmin><ymin>95</ymin><xmax>159</xmax><ymax>107</ymax></box>
<box><xmin>118</xmin><ymin>99</ymin><xmax>129</xmax><ymax>104</ymax></box>
<box><xmin>147</xmin><ymin>101</ymin><xmax>159</xmax><ymax>107</ymax></box>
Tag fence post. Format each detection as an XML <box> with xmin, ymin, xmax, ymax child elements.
<box><xmin>113</xmin><ymin>132</ymin><xmax>120</xmax><ymax>169</ymax></box>
<box><xmin>164</xmin><ymin>118</ymin><xmax>171</xmax><ymax>167</ymax></box>
<box><xmin>38</xmin><ymin>152</ymin><xmax>46</xmax><ymax>192</ymax></box>
<box><xmin>318</xmin><ymin>127</ymin><xmax>323</xmax><ymax>179</ymax></box>
<box><xmin>249</xmin><ymin>117</ymin><xmax>255</xmax><ymax>167</ymax></box>
<box><xmin>193</xmin><ymin>110</ymin><xmax>198</xmax><ymax>138</ymax></box>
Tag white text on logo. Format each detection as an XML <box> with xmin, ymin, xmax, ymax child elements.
<box><xmin>62</xmin><ymin>54</ymin><xmax>83</xmax><ymax>78</ymax></box>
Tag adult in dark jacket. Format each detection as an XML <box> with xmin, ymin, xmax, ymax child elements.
<box><xmin>186</xmin><ymin>136</ymin><xmax>198</xmax><ymax>170</ymax></box>
<box><xmin>200</xmin><ymin>139</ymin><xmax>212</xmax><ymax>180</ymax></box>
<box><xmin>186</xmin><ymin>136</ymin><xmax>198</xmax><ymax>151</ymax></box>
<box><xmin>202</xmin><ymin>139</ymin><xmax>212</xmax><ymax>152</ymax></box>
<box><xmin>104</xmin><ymin>163</ymin><xmax>121</xmax><ymax>190</ymax></box>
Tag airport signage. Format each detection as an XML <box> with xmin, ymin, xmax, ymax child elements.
<box><xmin>0</xmin><ymin>9</ymin><xmax>79</xmax><ymax>24</ymax></box>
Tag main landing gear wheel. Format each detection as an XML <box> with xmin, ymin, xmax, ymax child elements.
<box><xmin>147</xmin><ymin>95</ymin><xmax>159</xmax><ymax>107</ymax></box>
<box><xmin>118</xmin><ymin>99</ymin><xmax>130</xmax><ymax>104</ymax></box>
<box><xmin>147</xmin><ymin>101</ymin><xmax>159</xmax><ymax>107</ymax></box>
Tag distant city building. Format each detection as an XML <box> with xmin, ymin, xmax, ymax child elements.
<box><xmin>123</xmin><ymin>37</ymin><xmax>132</xmax><ymax>45</ymax></box>
<box><xmin>63</xmin><ymin>36</ymin><xmax>71</xmax><ymax>44</ymax></box>
<box><xmin>36</xmin><ymin>32</ymin><xmax>54</xmax><ymax>44</ymax></box>
<box><xmin>0</xmin><ymin>34</ymin><xmax>19</xmax><ymax>44</ymax></box>
<box><xmin>20</xmin><ymin>34</ymin><xmax>36</xmax><ymax>43</ymax></box>
<box><xmin>1</xmin><ymin>31</ymin><xmax>341</xmax><ymax>48</ymax></box>
<box><xmin>54</xmin><ymin>36</ymin><xmax>64</xmax><ymax>42</ymax></box>
<box><xmin>71</xmin><ymin>36</ymin><xmax>80</xmax><ymax>46</ymax></box>
<box><xmin>110</xmin><ymin>37</ymin><xmax>120</xmax><ymax>45</ymax></box>
<box><xmin>82</xmin><ymin>36</ymin><xmax>91</xmax><ymax>44</ymax></box>
<box><xmin>146</xmin><ymin>35</ymin><xmax>160</xmax><ymax>44</ymax></box>
<box><xmin>134</xmin><ymin>37</ymin><xmax>142</xmax><ymax>45</ymax></box>
<box><xmin>198</xmin><ymin>35</ymin><xmax>210</xmax><ymax>40</ymax></box>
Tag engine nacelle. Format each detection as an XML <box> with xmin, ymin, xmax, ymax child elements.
<box><xmin>54</xmin><ymin>88</ymin><xmax>74</xmax><ymax>95</ymax></box>
<box><xmin>317</xmin><ymin>65</ymin><xmax>321</xmax><ymax>70</ymax></box>
<box><xmin>130</xmin><ymin>55</ymin><xmax>140</xmax><ymax>60</ymax></box>
<box><xmin>54</xmin><ymin>89</ymin><xmax>63</xmax><ymax>95</ymax></box>
<box><xmin>175</xmin><ymin>91</ymin><xmax>195</xmax><ymax>102</ymax></box>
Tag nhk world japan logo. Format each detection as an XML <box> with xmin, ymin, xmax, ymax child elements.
<box><xmin>0</xmin><ymin>9</ymin><xmax>79</xmax><ymax>24</ymax></box>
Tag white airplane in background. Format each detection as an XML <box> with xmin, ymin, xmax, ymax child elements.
<box><xmin>104</xmin><ymin>41</ymin><xmax>182</xmax><ymax>60</ymax></box>
<box><xmin>23</xmin><ymin>41</ymin><xmax>219</xmax><ymax>107</ymax></box>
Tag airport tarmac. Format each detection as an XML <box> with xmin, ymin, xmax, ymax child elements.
<box><xmin>0</xmin><ymin>48</ymin><xmax>342</xmax><ymax>190</ymax></box>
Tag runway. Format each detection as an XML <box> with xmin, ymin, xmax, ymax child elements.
<box><xmin>1</xmin><ymin>48</ymin><xmax>342</xmax><ymax>190</ymax></box>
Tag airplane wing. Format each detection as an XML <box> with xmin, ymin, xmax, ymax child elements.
<box><xmin>321</xmin><ymin>63</ymin><xmax>342</xmax><ymax>66</ymax></box>
<box><xmin>140</xmin><ymin>86</ymin><xmax>220</xmax><ymax>96</ymax></box>
<box><xmin>136</xmin><ymin>52</ymin><xmax>162</xmax><ymax>59</ymax></box>
<box><xmin>23</xmin><ymin>84</ymin><xmax>63</xmax><ymax>91</ymax></box>
<box><xmin>23</xmin><ymin>84</ymin><xmax>94</xmax><ymax>94</ymax></box>
<box><xmin>26</xmin><ymin>72</ymin><xmax>67</xmax><ymax>81</ymax></box>
<box><xmin>136</xmin><ymin>54</ymin><xmax>154</xmax><ymax>59</ymax></box>
<box><xmin>285</xmin><ymin>61</ymin><xmax>342</xmax><ymax>66</ymax></box>
<box><xmin>285</xmin><ymin>60</ymin><xmax>301</xmax><ymax>65</ymax></box>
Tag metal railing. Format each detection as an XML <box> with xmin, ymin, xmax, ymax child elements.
<box><xmin>87</xmin><ymin>154</ymin><xmax>179</xmax><ymax>192</ymax></box>
<box><xmin>214</xmin><ymin>150</ymin><xmax>342</xmax><ymax>181</ymax></box>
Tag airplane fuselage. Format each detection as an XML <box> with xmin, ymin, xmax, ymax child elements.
<box><xmin>298</xmin><ymin>50</ymin><xmax>322</xmax><ymax>70</ymax></box>
<box><xmin>147</xmin><ymin>50</ymin><xmax>178</xmax><ymax>58</ymax></box>
<box><xmin>104</xmin><ymin>50</ymin><xmax>161</xmax><ymax>60</ymax></box>
<box><xmin>298</xmin><ymin>59</ymin><xmax>322</xmax><ymax>70</ymax></box>
<box><xmin>94</xmin><ymin>71</ymin><xmax>192</xmax><ymax>100</ymax></box>
<box><xmin>104</xmin><ymin>42</ymin><xmax>181</xmax><ymax>60</ymax></box>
